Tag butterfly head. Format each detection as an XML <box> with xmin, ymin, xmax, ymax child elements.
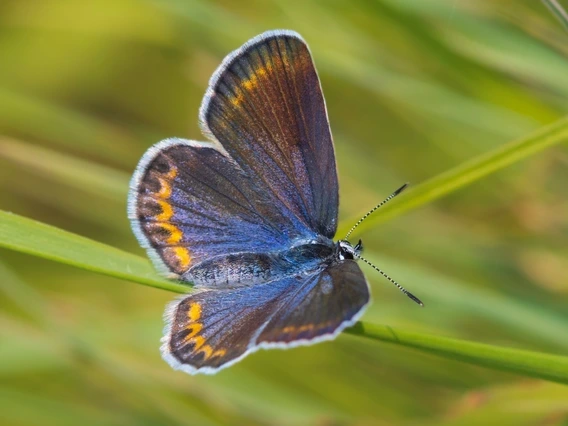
<box><xmin>337</xmin><ymin>183</ymin><xmax>424</xmax><ymax>306</ymax></box>
<box><xmin>337</xmin><ymin>239</ymin><xmax>363</xmax><ymax>260</ymax></box>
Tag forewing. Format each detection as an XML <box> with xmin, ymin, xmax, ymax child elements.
<box><xmin>128</xmin><ymin>138</ymin><xmax>314</xmax><ymax>277</ymax></box>
<box><xmin>200</xmin><ymin>30</ymin><xmax>339</xmax><ymax>238</ymax></box>
<box><xmin>257</xmin><ymin>260</ymin><xmax>369</xmax><ymax>344</ymax></box>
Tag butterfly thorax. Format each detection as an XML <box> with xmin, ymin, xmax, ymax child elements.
<box><xmin>186</xmin><ymin>240</ymin><xmax>339</xmax><ymax>289</ymax></box>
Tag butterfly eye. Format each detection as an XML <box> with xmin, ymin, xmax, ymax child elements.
<box><xmin>337</xmin><ymin>241</ymin><xmax>355</xmax><ymax>260</ymax></box>
<box><xmin>342</xmin><ymin>251</ymin><xmax>354</xmax><ymax>260</ymax></box>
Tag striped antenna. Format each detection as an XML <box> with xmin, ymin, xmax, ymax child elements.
<box><xmin>344</xmin><ymin>183</ymin><xmax>409</xmax><ymax>240</ymax></box>
<box><xmin>356</xmin><ymin>254</ymin><xmax>424</xmax><ymax>307</ymax></box>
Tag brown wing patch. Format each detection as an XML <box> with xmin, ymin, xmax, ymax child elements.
<box><xmin>135</xmin><ymin>154</ymin><xmax>193</xmax><ymax>274</ymax></box>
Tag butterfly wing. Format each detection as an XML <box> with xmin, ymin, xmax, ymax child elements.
<box><xmin>128</xmin><ymin>139</ymin><xmax>314</xmax><ymax>276</ymax></box>
<box><xmin>200</xmin><ymin>30</ymin><xmax>339</xmax><ymax>238</ymax></box>
<box><xmin>257</xmin><ymin>260</ymin><xmax>369</xmax><ymax>345</ymax></box>
<box><xmin>129</xmin><ymin>30</ymin><xmax>338</xmax><ymax>277</ymax></box>
<box><xmin>162</xmin><ymin>279</ymin><xmax>290</xmax><ymax>374</ymax></box>
<box><xmin>162</xmin><ymin>260</ymin><xmax>369</xmax><ymax>374</ymax></box>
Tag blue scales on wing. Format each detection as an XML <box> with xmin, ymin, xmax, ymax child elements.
<box><xmin>163</xmin><ymin>260</ymin><xmax>369</xmax><ymax>374</ymax></box>
<box><xmin>201</xmin><ymin>30</ymin><xmax>339</xmax><ymax>239</ymax></box>
<box><xmin>128</xmin><ymin>139</ymin><xmax>316</xmax><ymax>277</ymax></box>
<box><xmin>129</xmin><ymin>30</ymin><xmax>338</xmax><ymax>279</ymax></box>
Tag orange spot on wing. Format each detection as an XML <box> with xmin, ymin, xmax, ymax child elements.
<box><xmin>151</xmin><ymin>167</ymin><xmax>177</xmax><ymax>199</ymax></box>
<box><xmin>157</xmin><ymin>177</ymin><xmax>172</xmax><ymax>198</ymax></box>
<box><xmin>230</xmin><ymin>93</ymin><xmax>244</xmax><ymax>107</ymax></box>
<box><xmin>188</xmin><ymin>303</ymin><xmax>201</xmax><ymax>322</ymax></box>
<box><xmin>156</xmin><ymin>223</ymin><xmax>182</xmax><ymax>244</ymax></box>
<box><xmin>189</xmin><ymin>335</ymin><xmax>205</xmax><ymax>350</ymax></box>
<box><xmin>155</xmin><ymin>200</ymin><xmax>174</xmax><ymax>221</ymax></box>
<box><xmin>282</xmin><ymin>324</ymin><xmax>314</xmax><ymax>334</ymax></box>
<box><xmin>184</xmin><ymin>323</ymin><xmax>203</xmax><ymax>341</ymax></box>
<box><xmin>160</xmin><ymin>246</ymin><xmax>191</xmax><ymax>273</ymax></box>
<box><xmin>243</xmin><ymin>74</ymin><xmax>258</xmax><ymax>91</ymax></box>
<box><xmin>172</xmin><ymin>247</ymin><xmax>191</xmax><ymax>271</ymax></box>
<box><xmin>261</xmin><ymin>59</ymin><xmax>272</xmax><ymax>73</ymax></box>
<box><xmin>165</xmin><ymin>168</ymin><xmax>177</xmax><ymax>179</ymax></box>
<box><xmin>229</xmin><ymin>65</ymin><xmax>269</xmax><ymax>107</ymax></box>
<box><xmin>196</xmin><ymin>344</ymin><xmax>213</xmax><ymax>360</ymax></box>
<box><xmin>182</xmin><ymin>302</ymin><xmax>226</xmax><ymax>361</ymax></box>
<box><xmin>211</xmin><ymin>349</ymin><xmax>226</xmax><ymax>358</ymax></box>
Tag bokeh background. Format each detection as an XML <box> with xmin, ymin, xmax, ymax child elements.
<box><xmin>1</xmin><ymin>0</ymin><xmax>568</xmax><ymax>425</ymax></box>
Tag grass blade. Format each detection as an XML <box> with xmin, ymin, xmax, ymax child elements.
<box><xmin>346</xmin><ymin>323</ymin><xmax>568</xmax><ymax>385</ymax></box>
<box><xmin>0</xmin><ymin>210</ymin><xmax>187</xmax><ymax>293</ymax></box>
<box><xmin>543</xmin><ymin>0</ymin><xmax>568</xmax><ymax>31</ymax></box>
<box><xmin>337</xmin><ymin>115</ymin><xmax>568</xmax><ymax>236</ymax></box>
<box><xmin>1</xmin><ymin>209</ymin><xmax>568</xmax><ymax>384</ymax></box>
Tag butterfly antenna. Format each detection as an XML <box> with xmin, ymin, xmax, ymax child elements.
<box><xmin>344</xmin><ymin>183</ymin><xmax>409</xmax><ymax>240</ymax></box>
<box><xmin>355</xmin><ymin>254</ymin><xmax>424</xmax><ymax>307</ymax></box>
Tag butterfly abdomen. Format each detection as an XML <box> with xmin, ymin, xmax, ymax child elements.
<box><xmin>186</xmin><ymin>242</ymin><xmax>335</xmax><ymax>289</ymax></box>
<box><xmin>186</xmin><ymin>253</ymin><xmax>275</xmax><ymax>288</ymax></box>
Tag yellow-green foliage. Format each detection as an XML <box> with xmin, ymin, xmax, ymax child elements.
<box><xmin>1</xmin><ymin>1</ymin><xmax>568</xmax><ymax>425</ymax></box>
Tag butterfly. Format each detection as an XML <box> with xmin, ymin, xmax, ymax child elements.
<box><xmin>128</xmin><ymin>30</ymin><xmax>422</xmax><ymax>375</ymax></box>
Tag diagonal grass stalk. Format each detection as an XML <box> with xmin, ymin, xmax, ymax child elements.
<box><xmin>337</xmin><ymin>115</ymin><xmax>568</xmax><ymax>237</ymax></box>
<box><xmin>0</xmin><ymin>211</ymin><xmax>187</xmax><ymax>294</ymax></box>
<box><xmin>543</xmin><ymin>0</ymin><xmax>568</xmax><ymax>31</ymax></box>
<box><xmin>345</xmin><ymin>323</ymin><xmax>568</xmax><ymax>385</ymax></box>
<box><xmin>2</xmin><ymin>116</ymin><xmax>568</xmax><ymax>385</ymax></box>
<box><xmin>1</xmin><ymin>210</ymin><xmax>568</xmax><ymax>385</ymax></box>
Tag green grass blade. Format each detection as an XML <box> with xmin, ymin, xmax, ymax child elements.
<box><xmin>0</xmin><ymin>210</ymin><xmax>187</xmax><ymax>293</ymax></box>
<box><xmin>543</xmin><ymin>0</ymin><xmax>568</xmax><ymax>31</ymax></box>
<box><xmin>363</xmin><ymin>252</ymin><xmax>568</xmax><ymax>351</ymax></box>
<box><xmin>1</xmin><ymin>210</ymin><xmax>568</xmax><ymax>384</ymax></box>
<box><xmin>346</xmin><ymin>323</ymin><xmax>568</xmax><ymax>385</ymax></box>
<box><xmin>337</xmin><ymin>115</ymin><xmax>568</xmax><ymax>237</ymax></box>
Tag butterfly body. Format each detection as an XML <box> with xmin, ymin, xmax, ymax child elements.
<box><xmin>129</xmin><ymin>30</ymin><xmax>371</xmax><ymax>374</ymax></box>
<box><xmin>187</xmin><ymin>240</ymin><xmax>336</xmax><ymax>288</ymax></box>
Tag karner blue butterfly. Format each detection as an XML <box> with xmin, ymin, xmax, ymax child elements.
<box><xmin>128</xmin><ymin>30</ymin><xmax>423</xmax><ymax>375</ymax></box>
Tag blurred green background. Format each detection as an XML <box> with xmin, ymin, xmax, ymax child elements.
<box><xmin>1</xmin><ymin>0</ymin><xmax>568</xmax><ymax>425</ymax></box>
